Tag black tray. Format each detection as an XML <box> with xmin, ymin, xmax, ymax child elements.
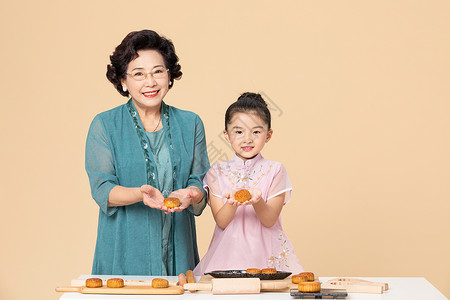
<box><xmin>205</xmin><ymin>270</ymin><xmax>292</xmax><ymax>280</ymax></box>
<box><xmin>290</xmin><ymin>288</ymin><xmax>348</xmax><ymax>299</ymax></box>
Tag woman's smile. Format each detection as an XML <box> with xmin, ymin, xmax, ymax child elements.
<box><xmin>143</xmin><ymin>90</ymin><xmax>160</xmax><ymax>98</ymax></box>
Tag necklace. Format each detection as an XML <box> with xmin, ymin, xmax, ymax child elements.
<box><xmin>152</xmin><ymin>116</ymin><xmax>161</xmax><ymax>132</ymax></box>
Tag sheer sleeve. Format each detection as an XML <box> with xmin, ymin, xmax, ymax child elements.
<box><xmin>85</xmin><ymin>115</ymin><xmax>119</xmax><ymax>216</ymax></box>
<box><xmin>186</xmin><ymin>115</ymin><xmax>210</xmax><ymax>216</ymax></box>
<box><xmin>267</xmin><ymin>163</ymin><xmax>293</xmax><ymax>204</ymax></box>
<box><xmin>203</xmin><ymin>167</ymin><xmax>222</xmax><ymax>204</ymax></box>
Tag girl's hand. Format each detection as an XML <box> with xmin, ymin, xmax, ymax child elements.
<box><xmin>140</xmin><ymin>185</ymin><xmax>165</xmax><ymax>211</ymax></box>
<box><xmin>247</xmin><ymin>188</ymin><xmax>263</xmax><ymax>205</ymax></box>
<box><xmin>166</xmin><ymin>186</ymin><xmax>203</xmax><ymax>214</ymax></box>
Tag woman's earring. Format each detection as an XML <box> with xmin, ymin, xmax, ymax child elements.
<box><xmin>169</xmin><ymin>81</ymin><xmax>172</xmax><ymax>86</ymax></box>
<box><xmin>122</xmin><ymin>86</ymin><xmax>127</xmax><ymax>92</ymax></box>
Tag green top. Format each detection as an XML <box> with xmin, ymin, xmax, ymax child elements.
<box><xmin>146</xmin><ymin>128</ymin><xmax>172</xmax><ymax>275</ymax></box>
<box><xmin>85</xmin><ymin>100</ymin><xmax>209</xmax><ymax>275</ymax></box>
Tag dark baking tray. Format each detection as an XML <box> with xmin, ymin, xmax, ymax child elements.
<box><xmin>290</xmin><ymin>288</ymin><xmax>348</xmax><ymax>299</ymax></box>
<box><xmin>205</xmin><ymin>270</ymin><xmax>292</xmax><ymax>280</ymax></box>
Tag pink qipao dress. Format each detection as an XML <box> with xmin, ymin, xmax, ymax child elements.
<box><xmin>193</xmin><ymin>153</ymin><xmax>304</xmax><ymax>275</ymax></box>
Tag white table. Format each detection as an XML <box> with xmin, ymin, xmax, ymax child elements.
<box><xmin>59</xmin><ymin>275</ymin><xmax>448</xmax><ymax>300</ymax></box>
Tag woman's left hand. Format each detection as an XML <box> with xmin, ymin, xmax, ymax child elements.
<box><xmin>166</xmin><ymin>186</ymin><xmax>203</xmax><ymax>213</ymax></box>
<box><xmin>246</xmin><ymin>188</ymin><xmax>263</xmax><ymax>205</ymax></box>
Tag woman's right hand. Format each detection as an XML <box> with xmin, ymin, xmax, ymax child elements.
<box><xmin>140</xmin><ymin>185</ymin><xmax>165</xmax><ymax>210</ymax></box>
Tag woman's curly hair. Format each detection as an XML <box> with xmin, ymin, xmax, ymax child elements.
<box><xmin>106</xmin><ymin>30</ymin><xmax>182</xmax><ymax>96</ymax></box>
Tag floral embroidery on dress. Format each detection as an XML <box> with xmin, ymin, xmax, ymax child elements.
<box><xmin>218</xmin><ymin>162</ymin><xmax>275</xmax><ymax>189</ymax></box>
<box><xmin>266</xmin><ymin>233</ymin><xmax>290</xmax><ymax>269</ymax></box>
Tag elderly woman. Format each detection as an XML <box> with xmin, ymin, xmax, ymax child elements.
<box><xmin>85</xmin><ymin>30</ymin><xmax>209</xmax><ymax>275</ymax></box>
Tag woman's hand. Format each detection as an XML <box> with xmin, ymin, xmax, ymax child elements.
<box><xmin>166</xmin><ymin>186</ymin><xmax>203</xmax><ymax>213</ymax></box>
<box><xmin>140</xmin><ymin>185</ymin><xmax>165</xmax><ymax>210</ymax></box>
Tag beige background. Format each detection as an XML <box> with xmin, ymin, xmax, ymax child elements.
<box><xmin>1</xmin><ymin>0</ymin><xmax>449</xmax><ymax>299</ymax></box>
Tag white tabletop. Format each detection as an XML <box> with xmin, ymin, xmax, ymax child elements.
<box><xmin>58</xmin><ymin>275</ymin><xmax>448</xmax><ymax>300</ymax></box>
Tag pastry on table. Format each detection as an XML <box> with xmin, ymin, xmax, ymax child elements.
<box><xmin>246</xmin><ymin>268</ymin><xmax>262</xmax><ymax>273</ymax></box>
<box><xmin>152</xmin><ymin>278</ymin><xmax>169</xmax><ymax>288</ymax></box>
<box><xmin>107</xmin><ymin>278</ymin><xmax>124</xmax><ymax>288</ymax></box>
<box><xmin>292</xmin><ymin>274</ymin><xmax>308</xmax><ymax>283</ymax></box>
<box><xmin>85</xmin><ymin>278</ymin><xmax>102</xmax><ymax>288</ymax></box>
<box><xmin>299</xmin><ymin>271</ymin><xmax>315</xmax><ymax>281</ymax></box>
<box><xmin>261</xmin><ymin>268</ymin><xmax>277</xmax><ymax>274</ymax></box>
<box><xmin>298</xmin><ymin>281</ymin><xmax>321</xmax><ymax>293</ymax></box>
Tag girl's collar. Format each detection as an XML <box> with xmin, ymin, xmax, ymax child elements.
<box><xmin>232</xmin><ymin>153</ymin><xmax>263</xmax><ymax>168</ymax></box>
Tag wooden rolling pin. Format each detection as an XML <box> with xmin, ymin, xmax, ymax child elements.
<box><xmin>185</xmin><ymin>270</ymin><xmax>196</xmax><ymax>293</ymax></box>
<box><xmin>184</xmin><ymin>278</ymin><xmax>288</xmax><ymax>294</ymax></box>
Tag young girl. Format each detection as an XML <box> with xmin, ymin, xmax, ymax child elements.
<box><xmin>194</xmin><ymin>92</ymin><xmax>304</xmax><ymax>275</ymax></box>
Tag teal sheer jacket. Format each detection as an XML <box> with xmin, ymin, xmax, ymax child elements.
<box><xmin>85</xmin><ymin>100</ymin><xmax>209</xmax><ymax>275</ymax></box>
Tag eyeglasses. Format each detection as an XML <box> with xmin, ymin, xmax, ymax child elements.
<box><xmin>126</xmin><ymin>67</ymin><xmax>169</xmax><ymax>81</ymax></box>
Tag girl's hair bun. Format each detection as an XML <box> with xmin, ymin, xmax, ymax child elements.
<box><xmin>225</xmin><ymin>92</ymin><xmax>271</xmax><ymax>130</ymax></box>
<box><xmin>238</xmin><ymin>92</ymin><xmax>268</xmax><ymax>107</ymax></box>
